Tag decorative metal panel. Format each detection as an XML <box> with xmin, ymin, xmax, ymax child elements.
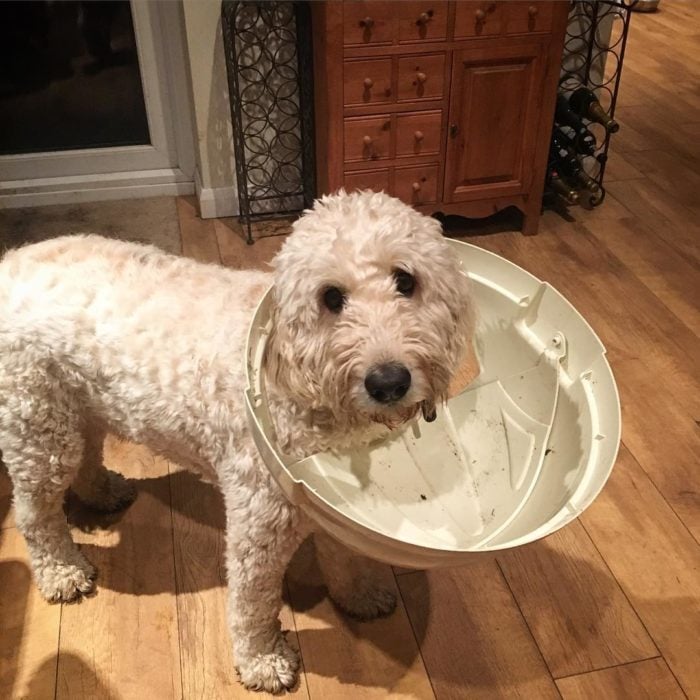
<box><xmin>222</xmin><ymin>1</ymin><xmax>315</xmax><ymax>243</ymax></box>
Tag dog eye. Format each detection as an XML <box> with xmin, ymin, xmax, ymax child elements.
<box><xmin>322</xmin><ymin>286</ymin><xmax>346</xmax><ymax>313</ymax></box>
<box><xmin>393</xmin><ymin>269</ymin><xmax>416</xmax><ymax>297</ymax></box>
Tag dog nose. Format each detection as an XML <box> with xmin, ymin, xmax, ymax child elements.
<box><xmin>365</xmin><ymin>363</ymin><xmax>411</xmax><ymax>403</ymax></box>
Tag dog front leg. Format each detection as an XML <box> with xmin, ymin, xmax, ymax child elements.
<box><xmin>224</xmin><ymin>483</ymin><xmax>306</xmax><ymax>693</ymax></box>
<box><xmin>315</xmin><ymin>530</ymin><xmax>397</xmax><ymax>620</ymax></box>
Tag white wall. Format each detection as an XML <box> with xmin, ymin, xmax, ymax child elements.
<box><xmin>181</xmin><ymin>0</ymin><xmax>238</xmax><ymax>218</ymax></box>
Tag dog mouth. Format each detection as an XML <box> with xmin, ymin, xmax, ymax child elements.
<box><xmin>369</xmin><ymin>398</ymin><xmax>436</xmax><ymax>428</ymax></box>
<box><xmin>421</xmin><ymin>399</ymin><xmax>437</xmax><ymax>422</ymax></box>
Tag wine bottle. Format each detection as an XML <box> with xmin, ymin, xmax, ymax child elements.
<box><xmin>559</xmin><ymin>127</ymin><xmax>598</xmax><ymax>159</ymax></box>
<box><xmin>554</xmin><ymin>94</ymin><xmax>597</xmax><ymax>155</ymax></box>
<box><xmin>550</xmin><ymin>129</ymin><xmax>600</xmax><ymax>194</ymax></box>
<box><xmin>548</xmin><ymin>169</ymin><xmax>579</xmax><ymax>205</ymax></box>
<box><xmin>569</xmin><ymin>87</ymin><xmax>619</xmax><ymax>134</ymax></box>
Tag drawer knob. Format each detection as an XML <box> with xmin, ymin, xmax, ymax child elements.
<box><xmin>362</xmin><ymin>135</ymin><xmax>373</xmax><ymax>146</ymax></box>
<box><xmin>412</xmin><ymin>181</ymin><xmax>422</xmax><ymax>192</ymax></box>
<box><xmin>450</xmin><ymin>123</ymin><xmax>459</xmax><ymax>138</ymax></box>
<box><xmin>475</xmin><ymin>8</ymin><xmax>486</xmax><ymax>21</ymax></box>
<box><xmin>359</xmin><ymin>16</ymin><xmax>374</xmax><ymax>28</ymax></box>
<box><xmin>415</xmin><ymin>71</ymin><xmax>427</xmax><ymax>84</ymax></box>
<box><xmin>363</xmin><ymin>77</ymin><xmax>374</xmax><ymax>89</ymax></box>
<box><xmin>417</xmin><ymin>10</ymin><xmax>433</xmax><ymax>25</ymax></box>
<box><xmin>528</xmin><ymin>5</ymin><xmax>538</xmax><ymax>16</ymax></box>
<box><xmin>414</xmin><ymin>130</ymin><xmax>424</xmax><ymax>142</ymax></box>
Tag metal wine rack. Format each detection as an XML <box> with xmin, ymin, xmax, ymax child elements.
<box><xmin>556</xmin><ymin>0</ymin><xmax>637</xmax><ymax>206</ymax></box>
<box><xmin>222</xmin><ymin>1</ymin><xmax>315</xmax><ymax>244</ymax></box>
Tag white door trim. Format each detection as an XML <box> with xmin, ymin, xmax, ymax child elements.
<box><xmin>0</xmin><ymin>168</ymin><xmax>194</xmax><ymax>209</ymax></box>
<box><xmin>0</xmin><ymin>1</ymin><xmax>195</xmax><ymax>208</ymax></box>
<box><xmin>195</xmin><ymin>168</ymin><xmax>239</xmax><ymax>219</ymax></box>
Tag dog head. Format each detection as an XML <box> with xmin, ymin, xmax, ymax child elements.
<box><xmin>266</xmin><ymin>190</ymin><xmax>473</xmax><ymax>430</ymax></box>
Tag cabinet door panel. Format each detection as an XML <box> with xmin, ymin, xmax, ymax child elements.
<box><xmin>444</xmin><ymin>40</ymin><xmax>546</xmax><ymax>202</ymax></box>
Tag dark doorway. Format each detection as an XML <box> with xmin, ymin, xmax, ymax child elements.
<box><xmin>0</xmin><ymin>1</ymin><xmax>150</xmax><ymax>155</ymax></box>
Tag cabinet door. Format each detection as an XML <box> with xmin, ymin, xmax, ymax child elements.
<box><xmin>444</xmin><ymin>39</ymin><xmax>547</xmax><ymax>203</ymax></box>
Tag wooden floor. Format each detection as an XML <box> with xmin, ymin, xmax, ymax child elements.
<box><xmin>2</xmin><ymin>4</ymin><xmax>699</xmax><ymax>699</ymax></box>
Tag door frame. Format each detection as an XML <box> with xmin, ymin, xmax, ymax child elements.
<box><xmin>0</xmin><ymin>1</ymin><xmax>195</xmax><ymax>208</ymax></box>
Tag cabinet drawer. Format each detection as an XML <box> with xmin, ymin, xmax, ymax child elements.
<box><xmin>395</xmin><ymin>110</ymin><xmax>442</xmax><ymax>158</ymax></box>
<box><xmin>397</xmin><ymin>54</ymin><xmax>446</xmax><ymax>102</ymax></box>
<box><xmin>398</xmin><ymin>1</ymin><xmax>448</xmax><ymax>43</ymax></box>
<box><xmin>343</xmin><ymin>1</ymin><xmax>394</xmax><ymax>46</ymax></box>
<box><xmin>344</xmin><ymin>115</ymin><xmax>392</xmax><ymax>163</ymax></box>
<box><xmin>454</xmin><ymin>2</ymin><xmax>503</xmax><ymax>38</ymax></box>
<box><xmin>344</xmin><ymin>58</ymin><xmax>393</xmax><ymax>107</ymax></box>
<box><xmin>344</xmin><ymin>168</ymin><xmax>391</xmax><ymax>193</ymax></box>
<box><xmin>505</xmin><ymin>2</ymin><xmax>554</xmax><ymax>35</ymax></box>
<box><xmin>394</xmin><ymin>164</ymin><xmax>439</xmax><ymax>205</ymax></box>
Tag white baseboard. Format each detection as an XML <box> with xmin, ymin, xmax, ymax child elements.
<box><xmin>195</xmin><ymin>168</ymin><xmax>239</xmax><ymax>219</ymax></box>
<box><xmin>0</xmin><ymin>168</ymin><xmax>195</xmax><ymax>209</ymax></box>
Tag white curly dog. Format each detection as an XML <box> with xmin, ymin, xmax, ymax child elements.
<box><xmin>0</xmin><ymin>191</ymin><xmax>472</xmax><ymax>692</ymax></box>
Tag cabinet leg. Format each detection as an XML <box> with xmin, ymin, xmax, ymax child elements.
<box><xmin>522</xmin><ymin>216</ymin><xmax>539</xmax><ymax>236</ymax></box>
<box><xmin>522</xmin><ymin>206</ymin><xmax>541</xmax><ymax>236</ymax></box>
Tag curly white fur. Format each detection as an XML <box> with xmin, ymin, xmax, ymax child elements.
<box><xmin>0</xmin><ymin>191</ymin><xmax>472</xmax><ymax>693</ymax></box>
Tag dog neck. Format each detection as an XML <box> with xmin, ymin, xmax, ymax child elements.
<box><xmin>264</xmin><ymin>385</ymin><xmax>390</xmax><ymax>461</ymax></box>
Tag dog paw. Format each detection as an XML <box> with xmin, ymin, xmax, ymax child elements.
<box><xmin>35</xmin><ymin>555</ymin><xmax>97</xmax><ymax>603</ymax></box>
<box><xmin>237</xmin><ymin>635</ymin><xmax>300</xmax><ymax>693</ymax></box>
<box><xmin>332</xmin><ymin>583</ymin><xmax>397</xmax><ymax>621</ymax></box>
<box><xmin>75</xmin><ymin>470</ymin><xmax>137</xmax><ymax>513</ymax></box>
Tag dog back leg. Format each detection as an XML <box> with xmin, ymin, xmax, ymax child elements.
<box><xmin>0</xmin><ymin>365</ymin><xmax>96</xmax><ymax>603</ymax></box>
<box><xmin>315</xmin><ymin>530</ymin><xmax>397</xmax><ymax>620</ymax></box>
<box><xmin>70</xmin><ymin>420</ymin><xmax>137</xmax><ymax>513</ymax></box>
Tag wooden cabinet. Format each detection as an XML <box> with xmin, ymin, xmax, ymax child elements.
<box><xmin>312</xmin><ymin>1</ymin><xmax>569</xmax><ymax>234</ymax></box>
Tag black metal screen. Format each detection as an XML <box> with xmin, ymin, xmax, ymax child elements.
<box><xmin>559</xmin><ymin>0</ymin><xmax>637</xmax><ymax>205</ymax></box>
<box><xmin>222</xmin><ymin>1</ymin><xmax>315</xmax><ymax>243</ymax></box>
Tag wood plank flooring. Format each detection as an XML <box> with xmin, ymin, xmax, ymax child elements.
<box><xmin>1</xmin><ymin>4</ymin><xmax>698</xmax><ymax>698</ymax></box>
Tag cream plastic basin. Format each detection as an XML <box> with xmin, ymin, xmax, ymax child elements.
<box><xmin>245</xmin><ymin>239</ymin><xmax>621</xmax><ymax>568</ymax></box>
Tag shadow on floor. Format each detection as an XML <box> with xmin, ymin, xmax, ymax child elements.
<box><xmin>436</xmin><ymin>201</ymin><xmax>579</xmax><ymax>239</ymax></box>
<box><xmin>29</xmin><ymin>465</ymin><xmax>687</xmax><ymax>694</ymax></box>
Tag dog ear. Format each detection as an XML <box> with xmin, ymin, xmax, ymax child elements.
<box><xmin>431</xmin><ymin>260</ymin><xmax>475</xmax><ymax>397</ymax></box>
<box><xmin>448</xmin><ymin>269</ymin><xmax>476</xmax><ymax>392</ymax></box>
<box><xmin>454</xmin><ymin>268</ymin><xmax>475</xmax><ymax>348</ymax></box>
<box><xmin>263</xmin><ymin>301</ymin><xmax>323</xmax><ymax>406</ymax></box>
